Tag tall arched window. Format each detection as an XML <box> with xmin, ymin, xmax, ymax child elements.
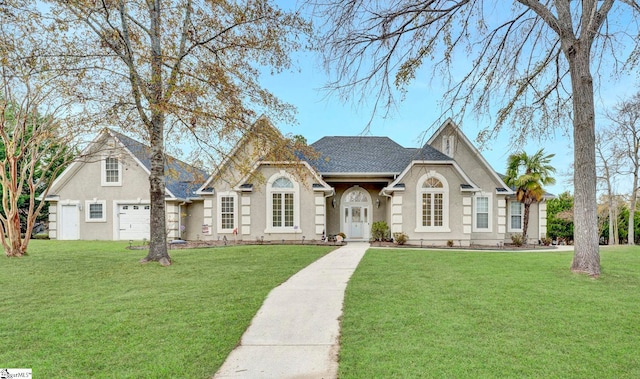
<box><xmin>272</xmin><ymin>177</ymin><xmax>294</xmax><ymax>227</ymax></box>
<box><xmin>416</xmin><ymin>172</ymin><xmax>450</xmax><ymax>232</ymax></box>
<box><xmin>266</xmin><ymin>172</ymin><xmax>300</xmax><ymax>233</ymax></box>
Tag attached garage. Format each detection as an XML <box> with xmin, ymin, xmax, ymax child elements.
<box><xmin>118</xmin><ymin>204</ymin><xmax>150</xmax><ymax>240</ymax></box>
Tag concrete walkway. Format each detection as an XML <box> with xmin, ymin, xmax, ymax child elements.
<box><xmin>213</xmin><ymin>242</ymin><xmax>369</xmax><ymax>379</ymax></box>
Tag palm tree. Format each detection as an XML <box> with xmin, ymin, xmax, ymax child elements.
<box><xmin>504</xmin><ymin>149</ymin><xmax>556</xmax><ymax>244</ymax></box>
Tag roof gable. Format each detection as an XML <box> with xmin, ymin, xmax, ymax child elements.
<box><xmin>109</xmin><ymin>130</ymin><xmax>207</xmax><ymax>199</ymax></box>
<box><xmin>197</xmin><ymin>115</ymin><xmax>285</xmax><ymax>192</ymax></box>
<box><xmin>49</xmin><ymin>129</ymin><xmax>207</xmax><ymax>199</ymax></box>
<box><xmin>427</xmin><ymin>119</ymin><xmax>513</xmax><ymax>194</ymax></box>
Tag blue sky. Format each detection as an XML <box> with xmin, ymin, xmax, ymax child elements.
<box><xmin>258</xmin><ymin>2</ymin><xmax>640</xmax><ymax>197</ymax></box>
<box><xmin>260</xmin><ymin>50</ymin><xmax>578</xmax><ymax>196</ymax></box>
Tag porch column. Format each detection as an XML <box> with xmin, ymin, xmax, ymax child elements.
<box><xmin>463</xmin><ymin>197</ymin><xmax>472</xmax><ymax>234</ymax></box>
<box><xmin>497</xmin><ymin>198</ymin><xmax>507</xmax><ymax>235</ymax></box>
<box><xmin>241</xmin><ymin>195</ymin><xmax>251</xmax><ymax>236</ymax></box>
<box><xmin>391</xmin><ymin>195</ymin><xmax>403</xmax><ymax>233</ymax></box>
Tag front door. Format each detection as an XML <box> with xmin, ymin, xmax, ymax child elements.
<box><xmin>347</xmin><ymin>206</ymin><xmax>366</xmax><ymax>239</ymax></box>
<box><xmin>341</xmin><ymin>186</ymin><xmax>371</xmax><ymax>241</ymax></box>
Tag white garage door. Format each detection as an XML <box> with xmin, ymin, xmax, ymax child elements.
<box><xmin>118</xmin><ymin>204</ymin><xmax>150</xmax><ymax>240</ymax></box>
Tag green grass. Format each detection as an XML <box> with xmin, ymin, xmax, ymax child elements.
<box><xmin>0</xmin><ymin>240</ymin><xmax>333</xmax><ymax>378</ymax></box>
<box><xmin>339</xmin><ymin>246</ymin><xmax>640</xmax><ymax>378</ymax></box>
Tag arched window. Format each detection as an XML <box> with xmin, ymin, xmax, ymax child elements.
<box><xmin>266</xmin><ymin>172</ymin><xmax>300</xmax><ymax>233</ymax></box>
<box><xmin>416</xmin><ymin>172</ymin><xmax>450</xmax><ymax>232</ymax></box>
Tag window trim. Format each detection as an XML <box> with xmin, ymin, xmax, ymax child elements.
<box><xmin>415</xmin><ymin>171</ymin><xmax>450</xmax><ymax>233</ymax></box>
<box><xmin>265</xmin><ymin>171</ymin><xmax>301</xmax><ymax>234</ymax></box>
<box><xmin>216</xmin><ymin>192</ymin><xmax>238</xmax><ymax>234</ymax></box>
<box><xmin>85</xmin><ymin>200</ymin><xmax>107</xmax><ymax>222</ymax></box>
<box><xmin>472</xmin><ymin>193</ymin><xmax>493</xmax><ymax>232</ymax></box>
<box><xmin>101</xmin><ymin>156</ymin><xmax>122</xmax><ymax>186</ymax></box>
<box><xmin>508</xmin><ymin>201</ymin><xmax>524</xmax><ymax>232</ymax></box>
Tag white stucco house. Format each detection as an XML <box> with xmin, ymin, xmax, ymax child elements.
<box><xmin>46</xmin><ymin>118</ymin><xmax>551</xmax><ymax>246</ymax></box>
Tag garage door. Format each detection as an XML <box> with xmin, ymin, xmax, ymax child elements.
<box><xmin>118</xmin><ymin>204</ymin><xmax>150</xmax><ymax>240</ymax></box>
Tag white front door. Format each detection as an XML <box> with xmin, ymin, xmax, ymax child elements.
<box><xmin>59</xmin><ymin>204</ymin><xmax>79</xmax><ymax>240</ymax></box>
<box><xmin>118</xmin><ymin>204</ymin><xmax>150</xmax><ymax>240</ymax></box>
<box><xmin>346</xmin><ymin>206</ymin><xmax>368</xmax><ymax>239</ymax></box>
<box><xmin>341</xmin><ymin>186</ymin><xmax>372</xmax><ymax>241</ymax></box>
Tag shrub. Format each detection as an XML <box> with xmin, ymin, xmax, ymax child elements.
<box><xmin>337</xmin><ymin>232</ymin><xmax>347</xmax><ymax>239</ymax></box>
<box><xmin>33</xmin><ymin>233</ymin><xmax>49</xmax><ymax>240</ymax></box>
<box><xmin>446</xmin><ymin>240</ymin><xmax>454</xmax><ymax>247</ymax></box>
<box><xmin>371</xmin><ymin>221</ymin><xmax>390</xmax><ymax>241</ymax></box>
<box><xmin>393</xmin><ymin>232</ymin><xmax>408</xmax><ymax>245</ymax></box>
<box><xmin>541</xmin><ymin>237</ymin><xmax>552</xmax><ymax>246</ymax></box>
<box><xmin>511</xmin><ymin>233</ymin><xmax>524</xmax><ymax>247</ymax></box>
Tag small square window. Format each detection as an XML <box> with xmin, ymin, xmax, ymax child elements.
<box><xmin>85</xmin><ymin>200</ymin><xmax>106</xmax><ymax>222</ymax></box>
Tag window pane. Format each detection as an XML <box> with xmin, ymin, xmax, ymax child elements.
<box><xmin>422</xmin><ymin>193</ymin><xmax>431</xmax><ymax>227</ymax></box>
<box><xmin>477</xmin><ymin>213</ymin><xmax>489</xmax><ymax>228</ymax></box>
<box><xmin>284</xmin><ymin>193</ymin><xmax>294</xmax><ymax>227</ymax></box>
<box><xmin>272</xmin><ymin>177</ymin><xmax>293</xmax><ymax>188</ymax></box>
<box><xmin>511</xmin><ymin>215</ymin><xmax>522</xmax><ymax>229</ymax></box>
<box><xmin>89</xmin><ymin>203</ymin><xmax>103</xmax><ymax>219</ymax></box>
<box><xmin>511</xmin><ymin>202</ymin><xmax>522</xmax><ymax>215</ymax></box>
<box><xmin>221</xmin><ymin>196</ymin><xmax>234</xmax><ymax>229</ymax></box>
<box><xmin>423</xmin><ymin>177</ymin><xmax>443</xmax><ymax>188</ymax></box>
<box><xmin>434</xmin><ymin>193</ymin><xmax>443</xmax><ymax>226</ymax></box>
<box><xmin>476</xmin><ymin>197</ymin><xmax>488</xmax><ymax>213</ymax></box>
<box><xmin>346</xmin><ymin>189</ymin><xmax>367</xmax><ymax>202</ymax></box>
<box><xmin>476</xmin><ymin>197</ymin><xmax>489</xmax><ymax>229</ymax></box>
<box><xmin>511</xmin><ymin>202</ymin><xmax>522</xmax><ymax>229</ymax></box>
<box><xmin>272</xmin><ymin>193</ymin><xmax>282</xmax><ymax>227</ymax></box>
<box><xmin>105</xmin><ymin>157</ymin><xmax>119</xmax><ymax>182</ymax></box>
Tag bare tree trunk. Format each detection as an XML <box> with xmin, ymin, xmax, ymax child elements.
<box><xmin>140</xmin><ymin>0</ymin><xmax>170</xmax><ymax>266</ymax></box>
<box><xmin>2</xmin><ymin>154</ymin><xmax>26</xmax><ymax>257</ymax></box>
<box><xmin>608</xmin><ymin>195</ymin><xmax>615</xmax><ymax>245</ymax></box>
<box><xmin>629</xmin><ymin>181</ymin><xmax>638</xmax><ymax>245</ymax></box>
<box><xmin>566</xmin><ymin>42</ymin><xmax>600</xmax><ymax>277</ymax></box>
<box><xmin>613</xmin><ymin>203</ymin><xmax>619</xmax><ymax>245</ymax></box>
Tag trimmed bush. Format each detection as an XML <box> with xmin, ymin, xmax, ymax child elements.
<box><xmin>511</xmin><ymin>233</ymin><xmax>524</xmax><ymax>246</ymax></box>
<box><xmin>393</xmin><ymin>232</ymin><xmax>408</xmax><ymax>245</ymax></box>
<box><xmin>371</xmin><ymin>221</ymin><xmax>390</xmax><ymax>241</ymax></box>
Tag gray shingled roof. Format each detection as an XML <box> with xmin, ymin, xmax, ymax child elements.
<box><xmin>110</xmin><ymin>130</ymin><xmax>208</xmax><ymax>199</ymax></box>
<box><xmin>308</xmin><ymin>136</ymin><xmax>451</xmax><ymax>174</ymax></box>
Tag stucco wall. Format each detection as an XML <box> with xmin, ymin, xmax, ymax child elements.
<box><xmin>205</xmin><ymin>164</ymin><xmax>327</xmax><ymax>242</ymax></box>
<box><xmin>183</xmin><ymin>200</ymin><xmax>205</xmax><ymax>241</ymax></box>
<box><xmin>50</xmin><ymin>137</ymin><xmax>151</xmax><ymax>240</ymax></box>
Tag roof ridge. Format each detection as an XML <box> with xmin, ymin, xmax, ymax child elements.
<box><xmin>108</xmin><ymin>128</ymin><xmax>207</xmax><ymax>176</ymax></box>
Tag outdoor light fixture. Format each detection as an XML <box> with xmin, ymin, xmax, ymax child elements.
<box><xmin>376</xmin><ymin>198</ymin><xmax>380</xmax><ymax>208</ymax></box>
<box><xmin>332</xmin><ymin>198</ymin><xmax>337</xmax><ymax>208</ymax></box>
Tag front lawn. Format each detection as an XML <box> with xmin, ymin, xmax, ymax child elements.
<box><xmin>0</xmin><ymin>241</ymin><xmax>333</xmax><ymax>378</ymax></box>
<box><xmin>339</xmin><ymin>246</ymin><xmax>640</xmax><ymax>378</ymax></box>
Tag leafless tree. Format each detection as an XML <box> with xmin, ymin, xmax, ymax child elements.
<box><xmin>313</xmin><ymin>0</ymin><xmax>640</xmax><ymax>277</ymax></box>
<box><xmin>606</xmin><ymin>91</ymin><xmax>640</xmax><ymax>244</ymax></box>
<box><xmin>595</xmin><ymin>127</ymin><xmax>622</xmax><ymax>245</ymax></box>
<box><xmin>35</xmin><ymin>0</ymin><xmax>311</xmax><ymax>265</ymax></box>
